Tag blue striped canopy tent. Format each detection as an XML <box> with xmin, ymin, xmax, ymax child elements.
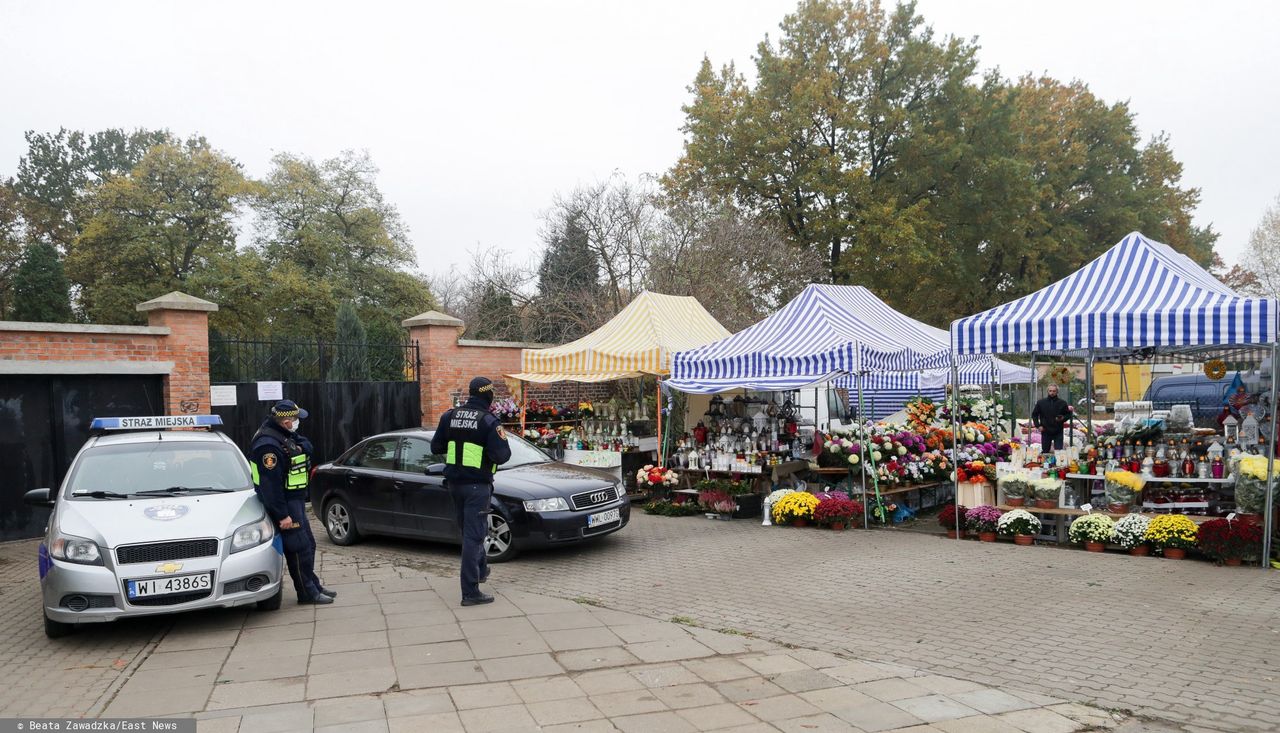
<box><xmin>951</xmin><ymin>232</ymin><xmax>1276</xmax><ymax>356</ymax></box>
<box><xmin>835</xmin><ymin>360</ymin><xmax>1034</xmax><ymax>420</ymax></box>
<box><xmin>667</xmin><ymin>284</ymin><xmax>988</xmax><ymax>394</ymax></box>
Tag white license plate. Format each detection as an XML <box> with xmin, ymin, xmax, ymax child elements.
<box><xmin>588</xmin><ymin>508</ymin><xmax>621</xmax><ymax>527</ymax></box>
<box><xmin>127</xmin><ymin>572</ymin><xmax>213</xmax><ymax>599</ymax></box>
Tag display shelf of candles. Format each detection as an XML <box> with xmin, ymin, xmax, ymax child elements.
<box><xmin>523</xmin><ymin>416</ymin><xmax>651</xmax><ymax>455</ymax></box>
<box><xmin>664</xmin><ymin>396</ymin><xmax>795</xmax><ymax>472</ymax></box>
<box><xmin>1061</xmin><ymin>435</ymin><xmax>1244</xmax><ymax>516</ymax></box>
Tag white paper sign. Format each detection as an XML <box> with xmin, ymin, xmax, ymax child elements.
<box><xmin>256</xmin><ymin>381</ymin><xmax>284</xmax><ymax>401</ymax></box>
<box><xmin>210</xmin><ymin>385</ymin><xmax>237</xmax><ymax>407</ymax></box>
<box><xmin>1079</xmin><ymin>503</ymin><xmax>1093</xmax><ymax>513</ymax></box>
<box><xmin>1227</xmin><ymin>512</ymin><xmax>1237</xmax><ymax>521</ymax></box>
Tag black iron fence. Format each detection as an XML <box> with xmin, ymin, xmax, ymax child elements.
<box><xmin>210</xmin><ymin>338</ymin><xmax>419</xmax><ymax>383</ymax></box>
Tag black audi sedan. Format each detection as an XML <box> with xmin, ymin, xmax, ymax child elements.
<box><xmin>308</xmin><ymin>428</ymin><xmax>629</xmax><ymax>561</ymax></box>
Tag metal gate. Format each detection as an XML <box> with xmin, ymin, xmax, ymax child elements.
<box><xmin>0</xmin><ymin>375</ymin><xmax>164</xmax><ymax>541</ymax></box>
<box><xmin>209</xmin><ymin>337</ymin><xmax>422</xmax><ymax>463</ymax></box>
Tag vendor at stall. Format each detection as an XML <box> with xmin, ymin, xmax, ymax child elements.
<box><xmin>1031</xmin><ymin>384</ymin><xmax>1072</xmax><ymax>452</ymax></box>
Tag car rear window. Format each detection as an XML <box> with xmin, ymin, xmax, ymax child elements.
<box><xmin>64</xmin><ymin>442</ymin><xmax>250</xmax><ymax>498</ymax></box>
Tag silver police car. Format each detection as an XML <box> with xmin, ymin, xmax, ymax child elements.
<box><xmin>24</xmin><ymin>416</ymin><xmax>284</xmax><ymax>638</ymax></box>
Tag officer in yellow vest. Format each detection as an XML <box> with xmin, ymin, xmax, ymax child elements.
<box><xmin>430</xmin><ymin>377</ymin><xmax>512</xmax><ymax>605</ymax></box>
<box><xmin>251</xmin><ymin>400</ymin><xmax>335</xmax><ymax>605</ymax></box>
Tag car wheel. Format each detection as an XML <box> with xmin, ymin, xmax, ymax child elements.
<box><xmin>256</xmin><ymin>585</ymin><xmax>282</xmax><ymax>612</ymax></box>
<box><xmin>324</xmin><ymin>498</ymin><xmax>361</xmax><ymax>546</ymax></box>
<box><xmin>484</xmin><ymin>510</ymin><xmax>519</xmax><ymax>563</ymax></box>
<box><xmin>44</xmin><ymin>611</ymin><xmax>74</xmax><ymax>639</ymax></box>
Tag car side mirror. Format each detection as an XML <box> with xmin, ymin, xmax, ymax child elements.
<box><xmin>24</xmin><ymin>488</ymin><xmax>54</xmax><ymax>507</ymax></box>
<box><xmin>424</xmin><ymin>463</ymin><xmax>445</xmax><ymax>476</ymax></box>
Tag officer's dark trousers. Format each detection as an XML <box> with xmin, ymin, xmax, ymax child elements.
<box><xmin>281</xmin><ymin>496</ymin><xmax>322</xmax><ymax>600</ymax></box>
<box><xmin>450</xmin><ymin>482</ymin><xmax>492</xmax><ymax>599</ymax></box>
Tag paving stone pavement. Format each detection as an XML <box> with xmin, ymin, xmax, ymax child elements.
<box><xmin>318</xmin><ymin>513</ymin><xmax>1280</xmax><ymax>733</ymax></box>
<box><xmin>0</xmin><ymin>509</ymin><xmax>1273</xmax><ymax>732</ymax></box>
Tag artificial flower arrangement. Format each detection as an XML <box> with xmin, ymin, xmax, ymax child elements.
<box><xmin>938</xmin><ymin>503</ymin><xmax>968</xmax><ymax>534</ymax></box>
<box><xmin>492</xmin><ymin>397</ymin><xmax>521</xmax><ymax>422</ymax></box>
<box><xmin>1113</xmin><ymin>513</ymin><xmax>1152</xmax><ymax>553</ymax></box>
<box><xmin>1068</xmin><ymin>514</ymin><xmax>1116</xmax><ymax>547</ymax></box>
<box><xmin>964</xmin><ymin>505</ymin><xmax>1003</xmax><ymax>534</ymax></box>
<box><xmin>578</xmin><ymin>401</ymin><xmax>595</xmax><ymax>418</ymax></box>
<box><xmin>905</xmin><ymin>397</ymin><xmax>937</xmax><ymax>434</ymax></box>
<box><xmin>813</xmin><ymin>493</ymin><xmax>864</xmax><ymax>528</ymax></box>
<box><xmin>1143</xmin><ymin>514</ymin><xmax>1199</xmax><ymax>555</ymax></box>
<box><xmin>771</xmin><ymin>491</ymin><xmax>820</xmax><ymax>525</ymax></box>
<box><xmin>997</xmin><ymin>508</ymin><xmax>1042</xmax><ymax>537</ymax></box>
<box><xmin>636</xmin><ymin>465</ymin><xmax>680</xmax><ymax>489</ymax></box>
<box><xmin>954</xmin><ymin>460</ymin><xmax>989</xmax><ymax>484</ymax></box>
<box><xmin>1196</xmin><ymin>516</ymin><xmax>1264</xmax><ymax>564</ymax></box>
<box><xmin>997</xmin><ymin>472</ymin><xmax>1030</xmax><ymax>505</ymax></box>
<box><xmin>1103</xmin><ymin>470</ymin><xmax>1145</xmax><ymax>511</ymax></box>
<box><xmin>1233</xmin><ymin>455</ymin><xmax>1271</xmax><ymax>515</ymax></box>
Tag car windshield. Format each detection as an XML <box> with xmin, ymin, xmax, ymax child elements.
<box><xmin>65</xmin><ymin>441</ymin><xmax>251</xmax><ymax>499</ymax></box>
<box><xmin>499</xmin><ymin>433</ymin><xmax>553</xmax><ymax>470</ymax></box>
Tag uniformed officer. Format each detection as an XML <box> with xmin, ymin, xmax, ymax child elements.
<box><xmin>430</xmin><ymin>377</ymin><xmax>512</xmax><ymax>606</ymax></box>
<box><xmin>250</xmin><ymin>400</ymin><xmax>335</xmax><ymax>605</ymax></box>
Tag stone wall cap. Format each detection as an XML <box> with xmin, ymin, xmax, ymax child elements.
<box><xmin>402</xmin><ymin>310</ymin><xmax>464</xmax><ymax>328</ymax></box>
<box><xmin>458</xmin><ymin>339</ymin><xmax>555</xmax><ymax>349</ymax></box>
<box><xmin>136</xmin><ymin>291</ymin><xmax>219</xmax><ymax>313</ymax></box>
<box><xmin>0</xmin><ymin>321</ymin><xmax>169</xmax><ymax>336</ymax></box>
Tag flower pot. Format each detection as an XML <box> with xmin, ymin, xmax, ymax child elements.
<box><xmin>830</xmin><ymin>522</ymin><xmax>846</xmax><ymax>531</ymax></box>
<box><xmin>1013</xmin><ymin>534</ymin><xmax>1034</xmax><ymax>546</ymax></box>
<box><xmin>1128</xmin><ymin>545</ymin><xmax>1150</xmax><ymax>557</ymax></box>
<box><xmin>1034</xmin><ymin>499</ymin><xmax>1057</xmax><ymax>509</ymax></box>
<box><xmin>978</xmin><ymin>531</ymin><xmax>997</xmax><ymax>542</ymax></box>
<box><xmin>1162</xmin><ymin>548</ymin><xmax>1186</xmax><ymax>560</ymax></box>
<box><xmin>1084</xmin><ymin>541</ymin><xmax>1105</xmax><ymax>553</ymax></box>
<box><xmin>792</xmin><ymin>518</ymin><xmax>808</xmax><ymax>528</ymax></box>
<box><xmin>1107</xmin><ymin>503</ymin><xmax>1130</xmax><ymax>514</ymax></box>
<box><xmin>945</xmin><ymin>529</ymin><xmax>965</xmax><ymax>540</ymax></box>
<box><xmin>1006</xmin><ymin>497</ymin><xmax>1025</xmax><ymax>507</ymax></box>
<box><xmin>1224</xmin><ymin>557</ymin><xmax>1243</xmax><ymax>567</ymax></box>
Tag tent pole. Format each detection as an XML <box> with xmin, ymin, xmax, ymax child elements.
<box><xmin>1086</xmin><ymin>351</ymin><xmax>1095</xmax><ymax>439</ymax></box>
<box><xmin>857</xmin><ymin>374</ymin><xmax>868</xmax><ymax>529</ymax></box>
<box><xmin>1263</xmin><ymin>342</ymin><xmax>1279</xmax><ymax>567</ymax></box>
<box><xmin>656</xmin><ymin>379</ymin><xmax>664</xmax><ymax>467</ymax></box>
<box><xmin>950</xmin><ymin>360</ymin><xmax>962</xmax><ymax>539</ymax></box>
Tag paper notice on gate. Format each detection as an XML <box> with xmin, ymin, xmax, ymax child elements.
<box><xmin>256</xmin><ymin>381</ymin><xmax>284</xmax><ymax>401</ymax></box>
<box><xmin>210</xmin><ymin>385</ymin><xmax>237</xmax><ymax>406</ymax></box>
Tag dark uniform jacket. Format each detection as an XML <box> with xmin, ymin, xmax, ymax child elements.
<box><xmin>250</xmin><ymin>419</ymin><xmax>314</xmax><ymax>523</ymax></box>
<box><xmin>430</xmin><ymin>396</ymin><xmax>512</xmax><ymax>484</ymax></box>
<box><xmin>1031</xmin><ymin>396</ymin><xmax>1071</xmax><ymax>436</ymax></box>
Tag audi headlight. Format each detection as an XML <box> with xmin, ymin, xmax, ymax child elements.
<box><xmin>231</xmin><ymin>515</ymin><xmax>273</xmax><ymax>553</ymax></box>
<box><xmin>49</xmin><ymin>532</ymin><xmax>103</xmax><ymax>565</ymax></box>
<box><xmin>523</xmin><ymin>497</ymin><xmax>570</xmax><ymax>513</ymax></box>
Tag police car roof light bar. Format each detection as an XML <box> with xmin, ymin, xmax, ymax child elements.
<box><xmin>90</xmin><ymin>415</ymin><xmax>224</xmax><ymax>434</ymax></box>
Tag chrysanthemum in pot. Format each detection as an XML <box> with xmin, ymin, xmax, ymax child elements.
<box><xmin>964</xmin><ymin>505</ymin><xmax>1003</xmax><ymax>542</ymax></box>
<box><xmin>996</xmin><ymin>509</ymin><xmax>1041</xmax><ymax>545</ymax></box>
<box><xmin>938</xmin><ymin>503</ymin><xmax>968</xmax><ymax>539</ymax></box>
<box><xmin>1068</xmin><ymin>514</ymin><xmax>1116</xmax><ymax>552</ymax></box>
<box><xmin>1143</xmin><ymin>514</ymin><xmax>1198</xmax><ymax>559</ymax></box>
<box><xmin>1113</xmin><ymin>513</ymin><xmax>1152</xmax><ymax>556</ymax></box>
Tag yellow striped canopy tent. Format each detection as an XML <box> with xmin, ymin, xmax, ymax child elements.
<box><xmin>510</xmin><ymin>291</ymin><xmax>730</xmax><ymax>383</ymax></box>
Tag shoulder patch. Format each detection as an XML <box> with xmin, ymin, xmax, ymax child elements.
<box><xmin>497</xmin><ymin>426</ymin><xmax>508</xmax><ymax>440</ymax></box>
<box><xmin>262</xmin><ymin>453</ymin><xmax>278</xmax><ymax>470</ymax></box>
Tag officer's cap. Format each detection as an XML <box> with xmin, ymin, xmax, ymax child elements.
<box><xmin>270</xmin><ymin>399</ymin><xmax>309</xmax><ymax>420</ymax></box>
<box><xmin>469</xmin><ymin>377</ymin><xmax>495</xmax><ymax>397</ymax></box>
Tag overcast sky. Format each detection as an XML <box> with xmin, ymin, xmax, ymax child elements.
<box><xmin>2</xmin><ymin>0</ymin><xmax>1277</xmax><ymax>279</ymax></box>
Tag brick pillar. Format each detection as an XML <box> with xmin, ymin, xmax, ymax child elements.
<box><xmin>403</xmin><ymin>310</ymin><xmax>466</xmax><ymax>425</ymax></box>
<box><xmin>137</xmin><ymin>291</ymin><xmax>218</xmax><ymax>415</ymax></box>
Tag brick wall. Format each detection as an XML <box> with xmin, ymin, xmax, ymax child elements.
<box><xmin>405</xmin><ymin>311</ymin><xmax>613</xmax><ymax>425</ymax></box>
<box><xmin>0</xmin><ymin>292</ymin><xmax>216</xmax><ymax>415</ymax></box>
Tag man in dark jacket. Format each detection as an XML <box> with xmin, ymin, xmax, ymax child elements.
<box><xmin>431</xmin><ymin>377</ymin><xmax>512</xmax><ymax>606</ymax></box>
<box><xmin>250</xmin><ymin>400</ymin><xmax>335</xmax><ymax>605</ymax></box>
<box><xmin>1031</xmin><ymin>384</ymin><xmax>1073</xmax><ymax>453</ymax></box>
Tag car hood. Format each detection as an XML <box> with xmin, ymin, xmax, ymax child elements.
<box><xmin>56</xmin><ymin>491</ymin><xmax>267</xmax><ymax>549</ymax></box>
<box><xmin>494</xmin><ymin>461</ymin><xmax>619</xmax><ymax>500</ymax></box>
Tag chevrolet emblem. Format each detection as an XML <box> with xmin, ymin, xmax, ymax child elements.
<box><xmin>155</xmin><ymin>562</ymin><xmax>184</xmax><ymax>574</ymax></box>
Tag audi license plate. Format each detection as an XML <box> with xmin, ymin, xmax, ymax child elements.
<box><xmin>127</xmin><ymin>572</ymin><xmax>213</xmax><ymax>599</ymax></box>
<box><xmin>588</xmin><ymin>508</ymin><xmax>620</xmax><ymax>527</ymax></box>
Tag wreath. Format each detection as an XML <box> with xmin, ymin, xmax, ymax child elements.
<box><xmin>1204</xmin><ymin>359</ymin><xmax>1227</xmax><ymax>380</ymax></box>
<box><xmin>1044</xmin><ymin>365</ymin><xmax>1074</xmax><ymax>388</ymax></box>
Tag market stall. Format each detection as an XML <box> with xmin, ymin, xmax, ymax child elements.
<box><xmin>950</xmin><ymin>231</ymin><xmax>1279</xmax><ymax>564</ymax></box>
<box><xmin>667</xmin><ymin>284</ymin><xmax>998</xmax><ymax>524</ymax></box>
<box><xmin>837</xmin><ymin>359</ymin><xmax>1034</xmax><ymax>420</ymax></box>
<box><xmin>508</xmin><ymin>291</ymin><xmax>730</xmax><ymax>488</ymax></box>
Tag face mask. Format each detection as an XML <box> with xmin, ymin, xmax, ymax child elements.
<box><xmin>291</xmin><ymin>419</ymin><xmax>302</xmax><ymax>433</ymax></box>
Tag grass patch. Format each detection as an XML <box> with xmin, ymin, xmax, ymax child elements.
<box><xmin>572</xmin><ymin>596</ymin><xmax>603</xmax><ymax>607</ymax></box>
<box><xmin>670</xmin><ymin>615</ymin><xmax>700</xmax><ymax>627</ymax></box>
